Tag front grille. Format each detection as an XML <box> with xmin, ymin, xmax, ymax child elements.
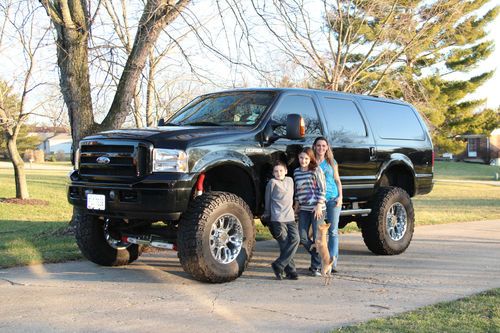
<box><xmin>79</xmin><ymin>140</ymin><xmax>151</xmax><ymax>181</ymax></box>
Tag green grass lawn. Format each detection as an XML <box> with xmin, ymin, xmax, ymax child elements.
<box><xmin>434</xmin><ymin>160</ymin><xmax>500</xmax><ymax>181</ymax></box>
<box><xmin>0</xmin><ymin>169</ymin><xmax>81</xmax><ymax>268</ymax></box>
<box><xmin>332</xmin><ymin>288</ymin><xmax>500</xmax><ymax>333</ymax></box>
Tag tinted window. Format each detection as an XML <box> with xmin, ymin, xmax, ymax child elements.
<box><xmin>362</xmin><ymin>100</ymin><xmax>425</xmax><ymax>140</ymax></box>
<box><xmin>323</xmin><ymin>98</ymin><xmax>366</xmax><ymax>143</ymax></box>
<box><xmin>167</xmin><ymin>92</ymin><xmax>276</xmax><ymax>126</ymax></box>
<box><xmin>271</xmin><ymin>95</ymin><xmax>322</xmax><ymax>136</ymax></box>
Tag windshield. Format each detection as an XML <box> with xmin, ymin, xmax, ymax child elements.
<box><xmin>167</xmin><ymin>91</ymin><xmax>277</xmax><ymax>126</ymax></box>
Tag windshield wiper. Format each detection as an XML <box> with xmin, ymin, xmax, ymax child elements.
<box><xmin>185</xmin><ymin>121</ymin><xmax>221</xmax><ymax>126</ymax></box>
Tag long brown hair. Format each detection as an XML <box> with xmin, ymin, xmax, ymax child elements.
<box><xmin>313</xmin><ymin>136</ymin><xmax>335</xmax><ymax>168</ymax></box>
<box><xmin>300</xmin><ymin>147</ymin><xmax>318</xmax><ymax>171</ymax></box>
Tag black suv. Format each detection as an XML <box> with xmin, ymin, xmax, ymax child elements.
<box><xmin>68</xmin><ymin>88</ymin><xmax>434</xmax><ymax>282</ymax></box>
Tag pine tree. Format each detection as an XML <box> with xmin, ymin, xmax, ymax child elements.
<box><xmin>374</xmin><ymin>2</ymin><xmax>498</xmax><ymax>154</ymax></box>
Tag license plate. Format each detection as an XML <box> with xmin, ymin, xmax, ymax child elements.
<box><xmin>87</xmin><ymin>193</ymin><xmax>106</xmax><ymax>210</ymax></box>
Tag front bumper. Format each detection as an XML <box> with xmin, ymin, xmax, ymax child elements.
<box><xmin>67</xmin><ymin>171</ymin><xmax>197</xmax><ymax>221</ymax></box>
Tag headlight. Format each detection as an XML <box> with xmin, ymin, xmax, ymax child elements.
<box><xmin>152</xmin><ymin>149</ymin><xmax>188</xmax><ymax>173</ymax></box>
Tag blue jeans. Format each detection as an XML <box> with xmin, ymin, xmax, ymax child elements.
<box><xmin>326</xmin><ymin>199</ymin><xmax>341</xmax><ymax>266</ymax></box>
<box><xmin>268</xmin><ymin>221</ymin><xmax>300</xmax><ymax>273</ymax></box>
<box><xmin>298</xmin><ymin>210</ymin><xmax>323</xmax><ymax>270</ymax></box>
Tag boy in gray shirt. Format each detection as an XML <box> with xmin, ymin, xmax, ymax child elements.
<box><xmin>263</xmin><ymin>161</ymin><xmax>300</xmax><ymax>280</ymax></box>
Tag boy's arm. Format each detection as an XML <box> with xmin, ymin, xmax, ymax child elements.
<box><xmin>263</xmin><ymin>180</ymin><xmax>273</xmax><ymax>219</ymax></box>
<box><xmin>293</xmin><ymin>170</ymin><xmax>299</xmax><ymax>202</ymax></box>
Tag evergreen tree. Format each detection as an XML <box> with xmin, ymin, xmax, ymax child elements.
<box><xmin>0</xmin><ymin>124</ymin><xmax>41</xmax><ymax>159</ymax></box>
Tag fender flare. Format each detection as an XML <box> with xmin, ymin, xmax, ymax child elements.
<box><xmin>376</xmin><ymin>154</ymin><xmax>416</xmax><ymax>194</ymax></box>
<box><xmin>190</xmin><ymin>149</ymin><xmax>259</xmax><ymax>206</ymax></box>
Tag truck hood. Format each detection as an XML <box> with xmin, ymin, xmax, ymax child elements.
<box><xmin>84</xmin><ymin>126</ymin><xmax>251</xmax><ymax>148</ymax></box>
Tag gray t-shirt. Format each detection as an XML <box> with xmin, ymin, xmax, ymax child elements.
<box><xmin>263</xmin><ymin>176</ymin><xmax>295</xmax><ymax>223</ymax></box>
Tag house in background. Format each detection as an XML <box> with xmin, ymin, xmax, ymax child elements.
<box><xmin>456</xmin><ymin>128</ymin><xmax>500</xmax><ymax>164</ymax></box>
<box><xmin>28</xmin><ymin>126</ymin><xmax>73</xmax><ymax>159</ymax></box>
<box><xmin>40</xmin><ymin>132</ymin><xmax>73</xmax><ymax>156</ymax></box>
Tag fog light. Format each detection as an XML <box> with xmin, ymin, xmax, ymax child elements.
<box><xmin>109</xmin><ymin>190</ymin><xmax>116</xmax><ymax>200</ymax></box>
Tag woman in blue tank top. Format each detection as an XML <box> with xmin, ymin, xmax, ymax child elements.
<box><xmin>313</xmin><ymin>137</ymin><xmax>343</xmax><ymax>272</ymax></box>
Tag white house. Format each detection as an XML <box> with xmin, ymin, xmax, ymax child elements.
<box><xmin>39</xmin><ymin>133</ymin><xmax>73</xmax><ymax>155</ymax></box>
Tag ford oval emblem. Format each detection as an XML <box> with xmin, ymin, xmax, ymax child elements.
<box><xmin>96</xmin><ymin>156</ymin><xmax>111</xmax><ymax>164</ymax></box>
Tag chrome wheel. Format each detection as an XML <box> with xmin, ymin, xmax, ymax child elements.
<box><xmin>386</xmin><ymin>202</ymin><xmax>407</xmax><ymax>241</ymax></box>
<box><xmin>104</xmin><ymin>219</ymin><xmax>130</xmax><ymax>250</ymax></box>
<box><xmin>209</xmin><ymin>213</ymin><xmax>244</xmax><ymax>264</ymax></box>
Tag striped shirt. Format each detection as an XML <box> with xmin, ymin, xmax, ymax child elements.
<box><xmin>293</xmin><ymin>167</ymin><xmax>326</xmax><ymax>211</ymax></box>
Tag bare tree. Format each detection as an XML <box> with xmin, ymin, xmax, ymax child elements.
<box><xmin>39</xmin><ymin>0</ymin><xmax>191</xmax><ymax>150</ymax></box>
<box><xmin>100</xmin><ymin>0</ymin><xmax>230</xmax><ymax>127</ymax></box>
<box><xmin>0</xmin><ymin>1</ymin><xmax>50</xmax><ymax>199</ymax></box>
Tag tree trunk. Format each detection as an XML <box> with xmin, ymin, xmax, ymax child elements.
<box><xmin>6</xmin><ymin>134</ymin><xmax>29</xmax><ymax>199</ymax></box>
<box><xmin>53</xmin><ymin>20</ymin><xmax>95</xmax><ymax>153</ymax></box>
<box><xmin>145</xmin><ymin>51</ymin><xmax>155</xmax><ymax>127</ymax></box>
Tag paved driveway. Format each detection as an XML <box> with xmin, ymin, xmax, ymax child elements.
<box><xmin>1</xmin><ymin>220</ymin><xmax>499</xmax><ymax>333</ymax></box>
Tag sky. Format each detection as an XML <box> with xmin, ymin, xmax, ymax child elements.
<box><xmin>464</xmin><ymin>0</ymin><xmax>500</xmax><ymax>109</ymax></box>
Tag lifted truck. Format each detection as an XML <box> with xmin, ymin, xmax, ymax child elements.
<box><xmin>68</xmin><ymin>88</ymin><xmax>434</xmax><ymax>282</ymax></box>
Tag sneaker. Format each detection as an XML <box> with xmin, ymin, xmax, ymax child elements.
<box><xmin>308</xmin><ymin>267</ymin><xmax>321</xmax><ymax>277</ymax></box>
<box><xmin>271</xmin><ymin>263</ymin><xmax>284</xmax><ymax>280</ymax></box>
<box><xmin>285</xmin><ymin>271</ymin><xmax>299</xmax><ymax>280</ymax></box>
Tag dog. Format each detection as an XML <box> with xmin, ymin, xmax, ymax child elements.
<box><xmin>315</xmin><ymin>223</ymin><xmax>334</xmax><ymax>286</ymax></box>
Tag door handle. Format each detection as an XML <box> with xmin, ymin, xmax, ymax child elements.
<box><xmin>369</xmin><ymin>147</ymin><xmax>376</xmax><ymax>160</ymax></box>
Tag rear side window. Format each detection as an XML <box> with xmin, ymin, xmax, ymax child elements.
<box><xmin>362</xmin><ymin>100</ymin><xmax>425</xmax><ymax>140</ymax></box>
<box><xmin>272</xmin><ymin>95</ymin><xmax>322</xmax><ymax>136</ymax></box>
<box><xmin>322</xmin><ymin>98</ymin><xmax>366</xmax><ymax>142</ymax></box>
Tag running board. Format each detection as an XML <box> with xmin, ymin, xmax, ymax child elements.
<box><xmin>340</xmin><ymin>208</ymin><xmax>371</xmax><ymax>216</ymax></box>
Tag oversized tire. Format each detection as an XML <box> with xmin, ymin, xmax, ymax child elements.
<box><xmin>73</xmin><ymin>208</ymin><xmax>143</xmax><ymax>266</ymax></box>
<box><xmin>177</xmin><ymin>191</ymin><xmax>256</xmax><ymax>283</ymax></box>
<box><xmin>361</xmin><ymin>187</ymin><xmax>414</xmax><ymax>255</ymax></box>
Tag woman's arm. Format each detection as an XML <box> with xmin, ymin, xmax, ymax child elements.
<box><xmin>333</xmin><ymin>162</ymin><xmax>343</xmax><ymax>207</ymax></box>
<box><xmin>314</xmin><ymin>168</ymin><xmax>326</xmax><ymax>219</ymax></box>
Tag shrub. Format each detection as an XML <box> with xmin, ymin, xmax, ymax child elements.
<box><xmin>55</xmin><ymin>150</ymin><xmax>66</xmax><ymax>161</ymax></box>
<box><xmin>33</xmin><ymin>149</ymin><xmax>44</xmax><ymax>163</ymax></box>
<box><xmin>23</xmin><ymin>149</ymin><xmax>34</xmax><ymax>162</ymax></box>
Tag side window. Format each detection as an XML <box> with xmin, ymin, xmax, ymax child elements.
<box><xmin>271</xmin><ymin>95</ymin><xmax>322</xmax><ymax>136</ymax></box>
<box><xmin>322</xmin><ymin>98</ymin><xmax>367</xmax><ymax>143</ymax></box>
<box><xmin>362</xmin><ymin>100</ymin><xmax>425</xmax><ymax>140</ymax></box>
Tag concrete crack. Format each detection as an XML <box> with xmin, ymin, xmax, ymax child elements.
<box><xmin>0</xmin><ymin>278</ymin><xmax>25</xmax><ymax>286</ymax></box>
<box><xmin>210</xmin><ymin>292</ymin><xmax>220</xmax><ymax>314</ymax></box>
<box><xmin>369</xmin><ymin>304</ymin><xmax>390</xmax><ymax>310</ymax></box>
<box><xmin>248</xmin><ymin>306</ymin><xmax>330</xmax><ymax>322</ymax></box>
<box><xmin>334</xmin><ymin>274</ymin><xmax>389</xmax><ymax>286</ymax></box>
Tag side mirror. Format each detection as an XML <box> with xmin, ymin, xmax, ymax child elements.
<box><xmin>286</xmin><ymin>114</ymin><xmax>305</xmax><ymax>140</ymax></box>
<box><xmin>157</xmin><ymin>118</ymin><xmax>165</xmax><ymax>126</ymax></box>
